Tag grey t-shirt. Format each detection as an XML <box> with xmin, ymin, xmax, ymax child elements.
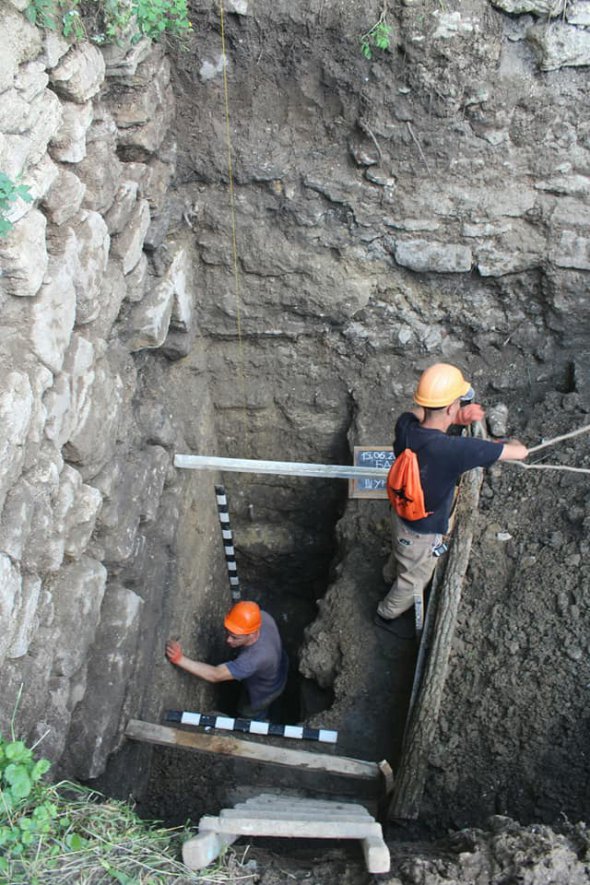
<box><xmin>225</xmin><ymin>611</ymin><xmax>287</xmax><ymax>711</ymax></box>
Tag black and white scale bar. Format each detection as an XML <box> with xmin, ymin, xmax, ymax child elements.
<box><xmin>165</xmin><ymin>710</ymin><xmax>338</xmax><ymax>744</ymax></box>
<box><xmin>215</xmin><ymin>485</ymin><xmax>241</xmax><ymax>601</ymax></box>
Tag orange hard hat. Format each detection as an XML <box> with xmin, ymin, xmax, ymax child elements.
<box><xmin>224</xmin><ymin>601</ymin><xmax>262</xmax><ymax>635</ymax></box>
<box><xmin>414</xmin><ymin>363</ymin><xmax>474</xmax><ymax>408</ymax></box>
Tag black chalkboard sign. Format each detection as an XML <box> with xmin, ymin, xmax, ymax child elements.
<box><xmin>349</xmin><ymin>446</ymin><xmax>394</xmax><ymax>499</ymax></box>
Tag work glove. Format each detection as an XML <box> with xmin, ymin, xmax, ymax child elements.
<box><xmin>166</xmin><ymin>640</ymin><xmax>183</xmax><ymax>665</ymax></box>
<box><xmin>455</xmin><ymin>403</ymin><xmax>485</xmax><ymax>425</ymax></box>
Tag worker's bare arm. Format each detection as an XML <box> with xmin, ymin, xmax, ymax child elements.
<box><xmin>177</xmin><ymin>658</ymin><xmax>234</xmax><ymax>683</ymax></box>
<box><xmin>498</xmin><ymin>440</ymin><xmax>528</xmax><ymax>461</ymax></box>
<box><xmin>165</xmin><ymin>639</ymin><xmax>234</xmax><ymax>683</ymax></box>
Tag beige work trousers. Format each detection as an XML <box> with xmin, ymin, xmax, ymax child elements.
<box><xmin>378</xmin><ymin>512</ymin><xmax>441</xmax><ymax>620</ymax></box>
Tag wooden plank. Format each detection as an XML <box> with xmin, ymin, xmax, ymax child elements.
<box><xmin>125</xmin><ymin>720</ymin><xmax>380</xmax><ymax>782</ymax></box>
<box><xmin>388</xmin><ymin>461</ymin><xmax>484</xmax><ymax>820</ymax></box>
<box><xmin>198</xmin><ymin>814</ymin><xmax>383</xmax><ymax>839</ymax></box>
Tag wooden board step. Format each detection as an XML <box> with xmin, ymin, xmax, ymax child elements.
<box><xmin>182</xmin><ymin>794</ymin><xmax>390</xmax><ymax>875</ymax></box>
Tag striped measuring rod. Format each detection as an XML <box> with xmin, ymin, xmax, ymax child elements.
<box><xmin>165</xmin><ymin>710</ymin><xmax>338</xmax><ymax>744</ymax></box>
<box><xmin>215</xmin><ymin>485</ymin><xmax>241</xmax><ymax>601</ymax></box>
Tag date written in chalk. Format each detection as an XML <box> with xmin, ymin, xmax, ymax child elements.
<box><xmin>349</xmin><ymin>447</ymin><xmax>394</xmax><ymax>499</ymax></box>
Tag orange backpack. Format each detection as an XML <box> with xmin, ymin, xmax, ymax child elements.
<box><xmin>386</xmin><ymin>449</ymin><xmax>432</xmax><ymax>521</ymax></box>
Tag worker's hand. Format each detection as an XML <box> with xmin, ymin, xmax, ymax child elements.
<box><xmin>499</xmin><ymin>440</ymin><xmax>528</xmax><ymax>461</ymax></box>
<box><xmin>455</xmin><ymin>403</ymin><xmax>485</xmax><ymax>425</ymax></box>
<box><xmin>166</xmin><ymin>640</ymin><xmax>183</xmax><ymax>665</ymax></box>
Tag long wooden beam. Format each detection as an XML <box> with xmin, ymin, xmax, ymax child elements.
<box><xmin>174</xmin><ymin>454</ymin><xmax>389</xmax><ymax>481</ymax></box>
<box><xmin>125</xmin><ymin>720</ymin><xmax>380</xmax><ymax>782</ymax></box>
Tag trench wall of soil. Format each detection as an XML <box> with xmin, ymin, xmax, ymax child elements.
<box><xmin>1</xmin><ymin>0</ymin><xmax>589</xmax><ymax>831</ymax></box>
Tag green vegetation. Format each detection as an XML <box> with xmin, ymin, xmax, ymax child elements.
<box><xmin>360</xmin><ymin>17</ymin><xmax>392</xmax><ymax>60</ymax></box>
<box><xmin>0</xmin><ymin>732</ymin><xmax>241</xmax><ymax>884</ymax></box>
<box><xmin>0</xmin><ymin>173</ymin><xmax>32</xmax><ymax>239</ymax></box>
<box><xmin>25</xmin><ymin>0</ymin><xmax>192</xmax><ymax>46</ymax></box>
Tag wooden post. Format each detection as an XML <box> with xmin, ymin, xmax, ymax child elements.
<box><xmin>388</xmin><ymin>463</ymin><xmax>484</xmax><ymax>820</ymax></box>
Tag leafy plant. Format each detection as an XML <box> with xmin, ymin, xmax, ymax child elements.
<box><xmin>0</xmin><ymin>173</ymin><xmax>32</xmax><ymax>239</ymax></box>
<box><xmin>0</xmin><ymin>731</ymin><xmax>248</xmax><ymax>884</ymax></box>
<box><xmin>133</xmin><ymin>0</ymin><xmax>192</xmax><ymax>40</ymax></box>
<box><xmin>26</xmin><ymin>0</ymin><xmax>192</xmax><ymax>45</ymax></box>
<box><xmin>360</xmin><ymin>17</ymin><xmax>392</xmax><ymax>60</ymax></box>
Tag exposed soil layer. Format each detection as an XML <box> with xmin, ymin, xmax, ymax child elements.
<box><xmin>421</xmin><ymin>389</ymin><xmax>590</xmax><ymax>832</ymax></box>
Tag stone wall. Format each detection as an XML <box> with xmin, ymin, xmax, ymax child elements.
<box><xmin>0</xmin><ymin>4</ymin><xmax>227</xmax><ymax>779</ymax></box>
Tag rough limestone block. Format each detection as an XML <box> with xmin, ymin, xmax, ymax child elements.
<box><xmin>0</xmin><ymin>9</ymin><xmax>41</xmax><ymax>94</ymax></box>
<box><xmin>7</xmin><ymin>575</ymin><xmax>42</xmax><ymax>659</ymax></box>
<box><xmin>183</xmin><ymin>831</ymin><xmax>238</xmax><ymax>871</ymax></box>
<box><xmin>86</xmin><ymin>258</ymin><xmax>126</xmax><ymax>340</ymax></box>
<box><xmin>0</xmin><ymin>87</ymin><xmax>34</xmax><ymax>134</ymax></box>
<box><xmin>0</xmin><ymin>479</ymin><xmax>35</xmax><ymax>560</ymax></box>
<box><xmin>167</xmin><ymin>246</ymin><xmax>193</xmax><ymax>332</ymax></box>
<box><xmin>20</xmin><ymin>154</ymin><xmax>60</xmax><ymax>211</ymax></box>
<box><xmin>104</xmin><ymin>180</ymin><xmax>139</xmax><ymax>235</ymax></box>
<box><xmin>527</xmin><ymin>22</ymin><xmax>590</xmax><ymax>70</ymax></box>
<box><xmin>23</xmin><ymin>363</ymin><xmax>54</xmax><ymax>460</ymax></box>
<box><xmin>0</xmin><ymin>371</ymin><xmax>33</xmax><ymax>514</ymax></box>
<box><xmin>21</xmin><ymin>448</ymin><xmax>66</xmax><ymax>575</ymax></box>
<box><xmin>15</xmin><ymin>60</ymin><xmax>48</xmax><ymax>103</ymax></box>
<box><xmin>69</xmin><ymin>210</ymin><xmax>111</xmax><ymax>325</ymax></box>
<box><xmin>101</xmin><ymin>37</ymin><xmax>152</xmax><ymax>78</ymax></box>
<box><xmin>490</xmin><ymin>0</ymin><xmax>565</xmax><ymax>13</ymax></box>
<box><xmin>394</xmin><ymin>239</ymin><xmax>472</xmax><ymax>273</ymax></box>
<box><xmin>49</xmin><ymin>100</ymin><xmax>93</xmax><ymax>163</ymax></box>
<box><xmin>77</xmin><ymin>116</ymin><xmax>122</xmax><ymax>214</ymax></box>
<box><xmin>62</xmin><ymin>348</ymin><xmax>128</xmax><ymax>480</ymax></box>
<box><xmin>140</xmin><ymin>156</ymin><xmax>175</xmax><ymax>214</ymax></box>
<box><xmin>567</xmin><ymin>1</ymin><xmax>590</xmax><ymax>24</ymax></box>
<box><xmin>124</xmin><ymin>253</ymin><xmax>148</xmax><ymax>303</ymax></box>
<box><xmin>43</xmin><ymin>332</ymin><xmax>94</xmax><ymax>449</ymax></box>
<box><xmin>110</xmin><ymin>198</ymin><xmax>150</xmax><ymax>274</ymax></box>
<box><xmin>30</xmin><ymin>230</ymin><xmax>77</xmax><ymax>372</ymax></box>
<box><xmin>42</xmin><ymin>168</ymin><xmax>86</xmax><ymax>225</ymax></box>
<box><xmin>111</xmin><ymin>55</ymin><xmax>174</xmax><ymax>153</ymax></box>
<box><xmin>0</xmin><ymin>209</ymin><xmax>47</xmax><ymax>297</ymax></box>
<box><xmin>126</xmin><ymin>276</ymin><xmax>175</xmax><ymax>351</ymax></box>
<box><xmin>550</xmin><ymin>231</ymin><xmax>590</xmax><ymax>270</ymax></box>
<box><xmin>53</xmin><ymin>464</ymin><xmax>102</xmax><ymax>560</ymax></box>
<box><xmin>0</xmin><ymin>554</ymin><xmax>22</xmax><ymax>664</ymax></box>
<box><xmin>65</xmin><ymin>584</ymin><xmax>143</xmax><ymax>778</ymax></box>
<box><xmin>42</xmin><ymin>30</ymin><xmax>71</xmax><ymax>69</ymax></box>
<box><xmin>476</xmin><ymin>224</ymin><xmax>546</xmax><ymax>276</ymax></box>
<box><xmin>0</xmin><ymin>89</ymin><xmax>62</xmax><ymax>180</ymax></box>
<box><xmin>49</xmin><ymin>44</ymin><xmax>106</xmax><ymax>102</ymax></box>
<box><xmin>91</xmin><ymin>446</ymin><xmax>169</xmax><ymax>564</ymax></box>
<box><xmin>47</xmin><ymin>556</ymin><xmax>107</xmax><ymax>678</ymax></box>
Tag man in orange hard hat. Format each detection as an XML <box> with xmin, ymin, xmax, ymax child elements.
<box><xmin>377</xmin><ymin>363</ymin><xmax>528</xmax><ymax>636</ymax></box>
<box><xmin>166</xmin><ymin>601</ymin><xmax>288</xmax><ymax>719</ymax></box>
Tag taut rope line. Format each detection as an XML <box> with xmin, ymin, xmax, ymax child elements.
<box><xmin>219</xmin><ymin>0</ymin><xmax>251</xmax><ymax>455</ymax></box>
<box><xmin>505</xmin><ymin>421</ymin><xmax>590</xmax><ymax>475</ymax></box>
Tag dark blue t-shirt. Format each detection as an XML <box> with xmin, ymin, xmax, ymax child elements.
<box><xmin>394</xmin><ymin>412</ymin><xmax>502</xmax><ymax>534</ymax></box>
<box><xmin>225</xmin><ymin>611</ymin><xmax>287</xmax><ymax>711</ymax></box>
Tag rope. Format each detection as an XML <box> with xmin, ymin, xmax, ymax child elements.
<box><xmin>527</xmin><ymin>422</ymin><xmax>590</xmax><ymax>454</ymax></box>
<box><xmin>504</xmin><ymin>421</ymin><xmax>590</xmax><ymax>475</ymax></box>
<box><xmin>219</xmin><ymin>0</ymin><xmax>251</xmax><ymax>455</ymax></box>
